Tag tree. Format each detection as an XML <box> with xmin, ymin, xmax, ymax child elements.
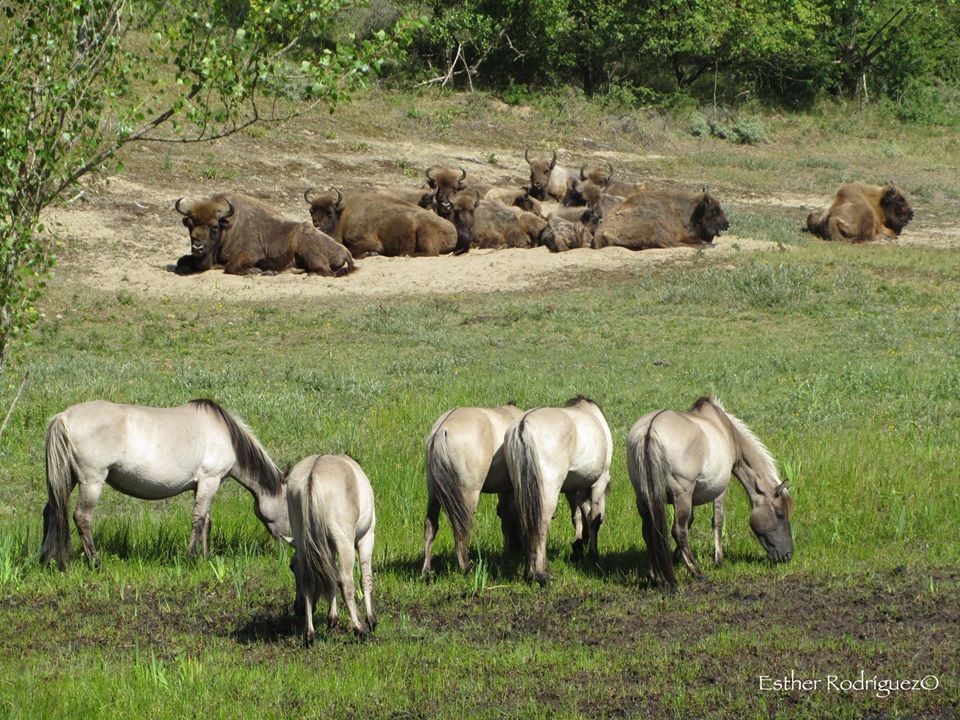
<box><xmin>0</xmin><ymin>0</ymin><xmax>415</xmax><ymax>376</ymax></box>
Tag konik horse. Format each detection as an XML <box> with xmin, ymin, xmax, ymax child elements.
<box><xmin>504</xmin><ymin>396</ymin><xmax>613</xmax><ymax>586</ymax></box>
<box><xmin>286</xmin><ymin>454</ymin><xmax>377</xmax><ymax>644</ymax></box>
<box><xmin>421</xmin><ymin>403</ymin><xmax>525</xmax><ymax>579</ymax></box>
<box><xmin>39</xmin><ymin>399</ymin><xmax>290</xmax><ymax>569</ymax></box>
<box><xmin>627</xmin><ymin>396</ymin><xmax>793</xmax><ymax>588</ymax></box>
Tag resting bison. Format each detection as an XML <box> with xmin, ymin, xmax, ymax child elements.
<box><xmin>806</xmin><ymin>182</ymin><xmax>913</xmax><ymax>243</ymax></box>
<box><xmin>562</xmin><ymin>163</ymin><xmax>643</xmax><ymax>206</ymax></box>
<box><xmin>544</xmin><ymin>217</ymin><xmax>593</xmax><ymax>253</ymax></box>
<box><xmin>418</xmin><ymin>165</ymin><xmax>493</xmax><ymax>218</ymax></box>
<box><xmin>525</xmin><ymin>150</ymin><xmax>577</xmax><ymax>202</ymax></box>
<box><xmin>305</xmin><ymin>188</ymin><xmax>462</xmax><ymax>257</ymax></box>
<box><xmin>593</xmin><ymin>189</ymin><xmax>729</xmax><ymax>250</ymax></box>
<box><xmin>485</xmin><ymin>186</ymin><xmax>544</xmax><ymax>217</ymax></box>
<box><xmin>472</xmin><ymin>198</ymin><xmax>555</xmax><ymax>249</ymax></box>
<box><xmin>175</xmin><ymin>193</ymin><xmax>354</xmax><ymax>276</ymax></box>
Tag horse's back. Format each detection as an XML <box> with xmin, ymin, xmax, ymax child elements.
<box><xmin>430</xmin><ymin>405</ymin><xmax>522</xmax><ymax>491</ymax></box>
<box><xmin>56</xmin><ymin>401</ymin><xmax>233</xmax><ymax>493</ymax></box>
<box><xmin>628</xmin><ymin>410</ymin><xmax>709</xmax><ymax>481</ymax></box>
<box><xmin>290</xmin><ymin>454</ymin><xmax>374</xmax><ymax>539</ymax></box>
<box><xmin>512</xmin><ymin>405</ymin><xmax>610</xmax><ymax>487</ymax></box>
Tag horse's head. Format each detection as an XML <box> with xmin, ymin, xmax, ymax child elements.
<box><xmin>253</xmin><ymin>483</ymin><xmax>293</xmax><ymax>545</ymax></box>
<box><xmin>748</xmin><ymin>478</ymin><xmax>793</xmax><ymax>563</ymax></box>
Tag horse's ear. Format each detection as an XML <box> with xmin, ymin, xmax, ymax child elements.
<box><xmin>774</xmin><ymin>480</ymin><xmax>790</xmax><ymax>498</ymax></box>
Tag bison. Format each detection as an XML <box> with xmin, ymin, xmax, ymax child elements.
<box><xmin>473</xmin><ymin>199</ymin><xmax>555</xmax><ymax>249</ymax></box>
<box><xmin>484</xmin><ymin>186</ymin><xmax>544</xmax><ymax>217</ymax></box>
<box><xmin>562</xmin><ymin>163</ymin><xmax>643</xmax><ymax>206</ymax></box>
<box><xmin>525</xmin><ymin>150</ymin><xmax>577</xmax><ymax>202</ymax></box>
<box><xmin>544</xmin><ymin>216</ymin><xmax>593</xmax><ymax>253</ymax></box>
<box><xmin>806</xmin><ymin>182</ymin><xmax>913</xmax><ymax>243</ymax></box>
<box><xmin>174</xmin><ymin>193</ymin><xmax>354</xmax><ymax>276</ymax></box>
<box><xmin>593</xmin><ymin>189</ymin><xmax>730</xmax><ymax>250</ymax></box>
<box><xmin>304</xmin><ymin>188</ymin><xmax>463</xmax><ymax>257</ymax></box>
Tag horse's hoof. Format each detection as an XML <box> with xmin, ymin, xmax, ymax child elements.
<box><xmin>366</xmin><ymin>616</ymin><xmax>378</xmax><ymax>633</ymax></box>
<box><xmin>534</xmin><ymin>572</ymin><xmax>550</xmax><ymax>588</ymax></box>
<box><xmin>420</xmin><ymin>569</ymin><xmax>433</xmax><ymax>582</ymax></box>
<box><xmin>354</xmin><ymin>627</ymin><xmax>369</xmax><ymax>641</ymax></box>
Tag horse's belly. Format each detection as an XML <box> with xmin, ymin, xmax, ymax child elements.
<box><xmin>106</xmin><ymin>468</ymin><xmax>197</xmax><ymax>500</ymax></box>
<box><xmin>692</xmin><ymin>476</ymin><xmax>727</xmax><ymax>506</ymax></box>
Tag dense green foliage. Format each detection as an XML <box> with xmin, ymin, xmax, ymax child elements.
<box><xmin>397</xmin><ymin>0</ymin><xmax>960</xmax><ymax>109</ymax></box>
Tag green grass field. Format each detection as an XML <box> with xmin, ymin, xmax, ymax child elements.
<box><xmin>0</xmin><ymin>91</ymin><xmax>958</xmax><ymax>718</ymax></box>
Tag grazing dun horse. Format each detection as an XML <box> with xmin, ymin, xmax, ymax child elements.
<box><xmin>627</xmin><ymin>396</ymin><xmax>793</xmax><ymax>588</ymax></box>
<box><xmin>287</xmin><ymin>454</ymin><xmax>376</xmax><ymax>644</ymax></box>
<box><xmin>421</xmin><ymin>403</ymin><xmax>524</xmax><ymax>579</ymax></box>
<box><xmin>39</xmin><ymin>399</ymin><xmax>289</xmax><ymax>570</ymax></box>
<box><xmin>504</xmin><ymin>396</ymin><xmax>613</xmax><ymax>586</ymax></box>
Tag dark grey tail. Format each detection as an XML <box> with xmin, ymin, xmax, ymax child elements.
<box><xmin>301</xmin><ymin>463</ymin><xmax>338</xmax><ymax>596</ymax></box>
<box><xmin>189</xmin><ymin>399</ymin><xmax>282</xmax><ymax>495</ymax></box>
<box><xmin>636</xmin><ymin>422</ymin><xmax>676</xmax><ymax>588</ymax></box>
<box><xmin>40</xmin><ymin>414</ymin><xmax>74</xmax><ymax>570</ymax></box>
<box><xmin>506</xmin><ymin>418</ymin><xmax>542</xmax><ymax>551</ymax></box>
<box><xmin>427</xmin><ymin>429</ymin><xmax>472</xmax><ymax>550</ymax></box>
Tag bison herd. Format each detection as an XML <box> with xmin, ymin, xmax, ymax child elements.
<box><xmin>172</xmin><ymin>149</ymin><xmax>915</xmax><ymax>276</ymax></box>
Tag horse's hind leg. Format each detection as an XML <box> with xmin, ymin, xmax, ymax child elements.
<box><xmin>420</xmin><ymin>490</ymin><xmax>441</xmax><ymax>580</ymax></box>
<box><xmin>73</xmin><ymin>474</ymin><xmax>106</xmax><ymax>568</ymax></box>
<box><xmin>712</xmin><ymin>491</ymin><xmax>727</xmax><ymax>566</ymax></box>
<box><xmin>334</xmin><ymin>539</ymin><xmax>366</xmax><ymax>637</ymax></box>
<box><xmin>358</xmin><ymin>530</ymin><xmax>377</xmax><ymax>632</ymax></box>
<box><xmin>672</xmin><ymin>493</ymin><xmax>702</xmax><ymax>577</ymax></box>
<box><xmin>566</xmin><ymin>491</ymin><xmax>585</xmax><ymax>560</ymax></box>
<box><xmin>587</xmin><ymin>476</ymin><xmax>608</xmax><ymax>561</ymax></box>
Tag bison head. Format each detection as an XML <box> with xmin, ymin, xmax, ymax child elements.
<box><xmin>449</xmin><ymin>190</ymin><xmax>479</xmax><ymax>254</ymax></box>
<box><xmin>424</xmin><ymin>165</ymin><xmax>467</xmax><ymax>219</ymax></box>
<box><xmin>304</xmin><ymin>187</ymin><xmax>343</xmax><ymax>236</ymax></box>
<box><xmin>175</xmin><ymin>196</ymin><xmax>235</xmax><ymax>258</ymax></box>
<box><xmin>880</xmin><ymin>184</ymin><xmax>914</xmax><ymax>234</ymax></box>
<box><xmin>525</xmin><ymin>149</ymin><xmax>557</xmax><ymax>201</ymax></box>
<box><xmin>562</xmin><ymin>163</ymin><xmax>612</xmax><ymax>206</ymax></box>
<box><xmin>690</xmin><ymin>192</ymin><xmax>730</xmax><ymax>243</ymax></box>
<box><xmin>512</xmin><ymin>187</ymin><xmax>542</xmax><ymax>216</ymax></box>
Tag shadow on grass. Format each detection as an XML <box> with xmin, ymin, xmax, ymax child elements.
<box><xmin>232</xmin><ymin>608</ymin><xmax>299</xmax><ymax>644</ymax></box>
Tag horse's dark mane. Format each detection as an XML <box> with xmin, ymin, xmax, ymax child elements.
<box><xmin>189</xmin><ymin>399</ymin><xmax>283</xmax><ymax>496</ymax></box>
<box><xmin>690</xmin><ymin>395</ymin><xmax>716</xmax><ymax>412</ymax></box>
<box><xmin>564</xmin><ymin>395</ymin><xmax>601</xmax><ymax>411</ymax></box>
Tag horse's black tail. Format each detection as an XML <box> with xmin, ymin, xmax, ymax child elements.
<box><xmin>505</xmin><ymin>417</ymin><xmax>542</xmax><ymax>551</ymax></box>
<box><xmin>426</xmin><ymin>429</ymin><xmax>472</xmax><ymax>552</ymax></box>
<box><xmin>40</xmin><ymin>414</ymin><xmax>74</xmax><ymax>570</ymax></box>
<box><xmin>300</xmin><ymin>462</ymin><xmax>338</xmax><ymax>598</ymax></box>
<box><xmin>190</xmin><ymin>399</ymin><xmax>283</xmax><ymax>496</ymax></box>
<box><xmin>634</xmin><ymin>421</ymin><xmax>676</xmax><ymax>588</ymax></box>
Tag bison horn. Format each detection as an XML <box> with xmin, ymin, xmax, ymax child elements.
<box><xmin>550</xmin><ymin>150</ymin><xmax>557</xmax><ymax>168</ymax></box>
<box><xmin>426</xmin><ymin>165</ymin><xmax>437</xmax><ymax>181</ymax></box>
<box><xmin>303</xmin><ymin>187</ymin><xmax>316</xmax><ymax>205</ymax></box>
<box><xmin>524</xmin><ymin>149</ymin><xmax>531</xmax><ymax>165</ymax></box>
<box><xmin>329</xmin><ymin>186</ymin><xmax>343</xmax><ymax>206</ymax></box>
<box><xmin>606</xmin><ymin>161</ymin><xmax>614</xmax><ymax>177</ymax></box>
<box><xmin>579</xmin><ymin>163</ymin><xmax>588</xmax><ymax>180</ymax></box>
<box><xmin>774</xmin><ymin>480</ymin><xmax>790</xmax><ymax>497</ymax></box>
<box><xmin>174</xmin><ymin>197</ymin><xmax>190</xmax><ymax>216</ymax></box>
<box><xmin>459</xmin><ymin>167</ymin><xmax>467</xmax><ymax>182</ymax></box>
<box><xmin>219</xmin><ymin>199</ymin><xmax>235</xmax><ymax>220</ymax></box>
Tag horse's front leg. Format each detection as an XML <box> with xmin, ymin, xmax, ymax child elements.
<box><xmin>189</xmin><ymin>478</ymin><xmax>221</xmax><ymax>557</ymax></box>
<box><xmin>712</xmin><ymin>490</ymin><xmax>727</xmax><ymax>566</ymax></box>
<box><xmin>672</xmin><ymin>493</ymin><xmax>701</xmax><ymax>577</ymax></box>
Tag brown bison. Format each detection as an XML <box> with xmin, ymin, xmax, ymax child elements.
<box><xmin>593</xmin><ymin>189</ymin><xmax>730</xmax><ymax>250</ymax></box>
<box><xmin>562</xmin><ymin>163</ymin><xmax>643</xmax><ymax>206</ymax></box>
<box><xmin>484</xmin><ymin>186</ymin><xmax>544</xmax><ymax>217</ymax></box>
<box><xmin>305</xmin><ymin>188</ymin><xmax>463</xmax><ymax>257</ymax></box>
<box><xmin>806</xmin><ymin>182</ymin><xmax>913</xmax><ymax>242</ymax></box>
<box><xmin>473</xmin><ymin>199</ymin><xmax>555</xmax><ymax>249</ymax></box>
<box><xmin>544</xmin><ymin>217</ymin><xmax>593</xmax><ymax>253</ymax></box>
<box><xmin>525</xmin><ymin>150</ymin><xmax>577</xmax><ymax>202</ymax></box>
<box><xmin>174</xmin><ymin>193</ymin><xmax>354</xmax><ymax>276</ymax></box>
